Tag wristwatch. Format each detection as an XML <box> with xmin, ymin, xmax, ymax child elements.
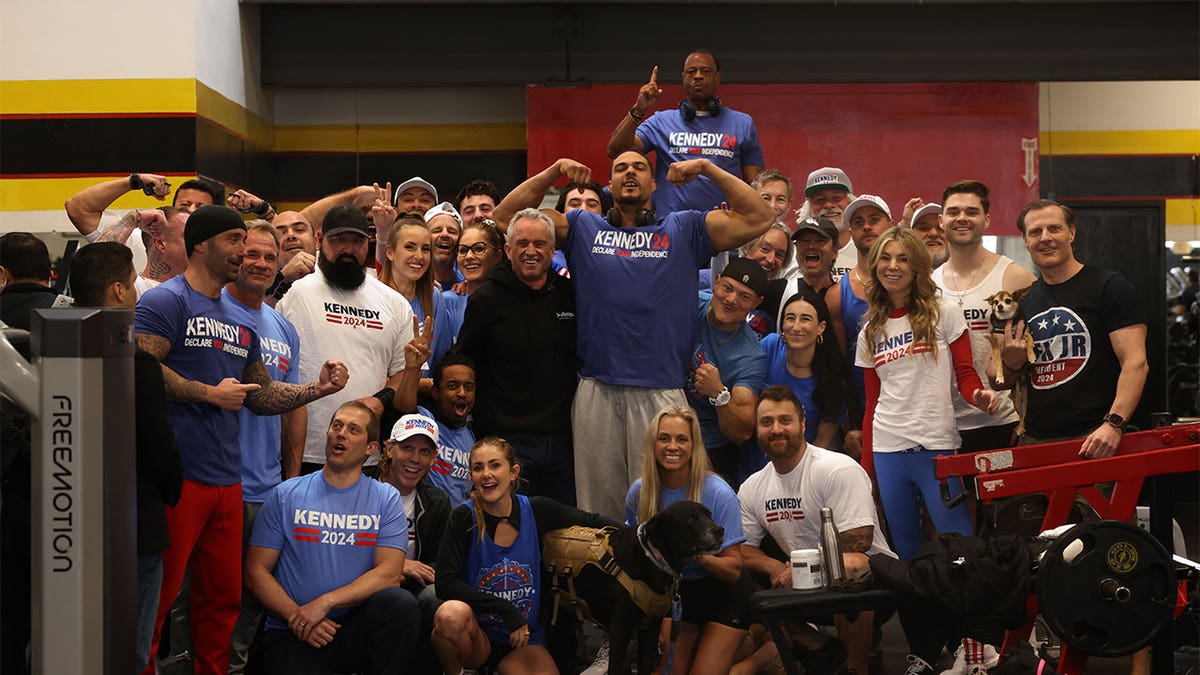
<box><xmin>709</xmin><ymin>387</ymin><xmax>731</xmax><ymax>407</ymax></box>
<box><xmin>1103</xmin><ymin>412</ymin><xmax>1126</xmax><ymax>430</ymax></box>
<box><xmin>628</xmin><ymin>107</ymin><xmax>644</xmax><ymax>121</ymax></box>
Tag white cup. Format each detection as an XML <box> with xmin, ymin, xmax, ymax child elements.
<box><xmin>790</xmin><ymin>548</ymin><xmax>823</xmax><ymax>590</ymax></box>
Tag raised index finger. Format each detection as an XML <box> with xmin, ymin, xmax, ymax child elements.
<box><xmin>649</xmin><ymin>66</ymin><xmax>658</xmax><ymax>85</ymax></box>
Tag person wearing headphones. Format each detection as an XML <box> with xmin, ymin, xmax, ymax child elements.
<box><xmin>607</xmin><ymin>49</ymin><xmax>764</xmax><ymax>214</ymax></box>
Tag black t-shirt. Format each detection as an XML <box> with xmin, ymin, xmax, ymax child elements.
<box><xmin>1021</xmin><ymin>265</ymin><xmax>1143</xmax><ymax>438</ymax></box>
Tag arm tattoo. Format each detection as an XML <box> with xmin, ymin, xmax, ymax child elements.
<box><xmin>243</xmin><ymin>360</ymin><xmax>322</xmax><ymax>415</ymax></box>
<box><xmin>838</xmin><ymin>527</ymin><xmax>874</xmax><ymax>554</ymax></box>
<box><xmin>94</xmin><ymin>211</ymin><xmax>139</xmax><ymax>244</ymax></box>
<box><xmin>136</xmin><ymin>333</ymin><xmax>207</xmax><ymax>403</ymax></box>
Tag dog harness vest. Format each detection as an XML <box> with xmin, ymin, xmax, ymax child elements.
<box><xmin>542</xmin><ymin>525</ymin><xmax>674</xmax><ymax>625</ymax></box>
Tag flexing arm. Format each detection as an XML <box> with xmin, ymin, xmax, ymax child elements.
<box><xmin>227</xmin><ymin>188</ymin><xmax>276</xmax><ymax>221</ymax></box>
<box><xmin>64</xmin><ymin>173</ymin><xmax>171</xmax><ymax>236</ymax></box>
<box><xmin>665</xmin><ymin>159</ymin><xmax>772</xmax><ymax>251</ymax></box>
<box><xmin>298</xmin><ymin>185</ymin><xmax>378</xmax><ymax>233</ymax></box>
<box><xmin>606</xmin><ymin>67</ymin><xmax>658</xmax><ymax>159</ymax></box>
<box><xmin>243</xmin><ymin>358</ymin><xmax>347</xmax><ymax>416</ymax></box>
<box><xmin>492</xmin><ymin>158</ymin><xmax>589</xmax><ymax>240</ymax></box>
<box><xmin>1079</xmin><ymin>323</ymin><xmax>1148</xmax><ymax>459</ymax></box>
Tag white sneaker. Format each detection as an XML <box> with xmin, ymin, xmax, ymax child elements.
<box><xmin>964</xmin><ymin>640</ymin><xmax>1000</xmax><ymax>672</ymax></box>
<box><xmin>580</xmin><ymin>638</ymin><xmax>610</xmax><ymax>675</ymax></box>
<box><xmin>905</xmin><ymin>654</ymin><xmax>935</xmax><ymax>675</ymax></box>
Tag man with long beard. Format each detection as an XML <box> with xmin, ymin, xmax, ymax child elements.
<box><xmin>279</xmin><ymin>205</ymin><xmax>416</xmax><ymax>475</ymax></box>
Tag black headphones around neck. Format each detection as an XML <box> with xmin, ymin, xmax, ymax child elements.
<box><xmin>606</xmin><ymin>207</ymin><xmax>657</xmax><ymax>228</ymax></box>
<box><xmin>679</xmin><ymin>96</ymin><xmax>722</xmax><ymax>123</ymax></box>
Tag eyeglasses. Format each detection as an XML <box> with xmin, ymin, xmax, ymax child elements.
<box><xmin>456</xmin><ymin>242</ymin><xmax>497</xmax><ymax>257</ymax></box>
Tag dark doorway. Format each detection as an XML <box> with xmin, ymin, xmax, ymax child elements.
<box><xmin>1060</xmin><ymin>201</ymin><xmax>1167</xmax><ymax>428</ymax></box>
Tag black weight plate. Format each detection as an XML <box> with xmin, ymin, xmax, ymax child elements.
<box><xmin>1037</xmin><ymin>520</ymin><xmax>1174</xmax><ymax>657</ymax></box>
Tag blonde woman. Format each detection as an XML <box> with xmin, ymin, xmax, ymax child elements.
<box><xmin>624</xmin><ymin>407</ymin><xmax>747</xmax><ymax>675</ymax></box>
<box><xmin>854</xmin><ymin>228</ymin><xmax>996</xmax><ymax>560</ymax></box>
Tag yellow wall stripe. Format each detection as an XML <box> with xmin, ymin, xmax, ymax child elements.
<box><xmin>0</xmin><ymin>79</ymin><xmax>197</xmax><ymax>115</ymax></box>
<box><xmin>274</xmin><ymin>123</ymin><xmax>527</xmax><ymax>153</ymax></box>
<box><xmin>1166</xmin><ymin>198</ymin><xmax>1200</xmax><ymax>227</ymax></box>
<box><xmin>1040</xmin><ymin>129</ymin><xmax>1200</xmax><ymax>156</ymax></box>
<box><xmin>195</xmin><ymin>82</ymin><xmax>274</xmax><ymax>148</ymax></box>
<box><xmin>0</xmin><ymin>176</ymin><xmax>201</xmax><ymax>213</ymax></box>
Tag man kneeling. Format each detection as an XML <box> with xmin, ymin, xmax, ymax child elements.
<box><xmin>246</xmin><ymin>401</ymin><xmax>418</xmax><ymax>674</ymax></box>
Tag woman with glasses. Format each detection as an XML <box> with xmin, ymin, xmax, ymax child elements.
<box><xmin>442</xmin><ymin>218</ymin><xmax>505</xmax><ymax>341</ymax></box>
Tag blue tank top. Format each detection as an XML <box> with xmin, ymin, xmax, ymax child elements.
<box><xmin>839</xmin><ymin>274</ymin><xmax>869</xmax><ymax>412</ymax></box>
<box><xmin>463</xmin><ymin>494</ymin><xmax>545</xmax><ymax>645</ymax></box>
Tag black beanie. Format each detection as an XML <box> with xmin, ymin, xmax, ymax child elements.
<box><xmin>185</xmin><ymin>205</ymin><xmax>247</xmax><ymax>255</ymax></box>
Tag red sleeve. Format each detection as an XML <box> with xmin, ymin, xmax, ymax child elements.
<box><xmin>861</xmin><ymin>366</ymin><xmax>880</xmax><ymax>480</ymax></box>
<box><xmin>949</xmin><ymin>331</ymin><xmax>985</xmax><ymax>403</ymax></box>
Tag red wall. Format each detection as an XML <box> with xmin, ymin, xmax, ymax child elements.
<box><xmin>527</xmin><ymin>82</ymin><xmax>1038</xmax><ymax>237</ymax></box>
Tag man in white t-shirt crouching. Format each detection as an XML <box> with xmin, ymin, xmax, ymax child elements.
<box><xmin>736</xmin><ymin>385</ymin><xmax>894</xmax><ymax>674</ymax></box>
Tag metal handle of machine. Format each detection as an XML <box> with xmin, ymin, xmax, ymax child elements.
<box><xmin>939</xmin><ymin>478</ymin><xmax>968</xmax><ymax>508</ymax></box>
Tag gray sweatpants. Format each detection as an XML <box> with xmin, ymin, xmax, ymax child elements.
<box><xmin>571</xmin><ymin>378</ymin><xmax>687</xmax><ymax>521</ymax></box>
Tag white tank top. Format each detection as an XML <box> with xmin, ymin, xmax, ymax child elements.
<box><xmin>932</xmin><ymin>255</ymin><xmax>1020</xmax><ymax>430</ymax></box>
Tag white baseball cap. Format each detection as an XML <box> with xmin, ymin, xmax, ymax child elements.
<box><xmin>393</xmin><ymin>177</ymin><xmax>439</xmax><ymax>206</ymax></box>
<box><xmin>842</xmin><ymin>194</ymin><xmax>892</xmax><ymax>227</ymax></box>
<box><xmin>389</xmin><ymin>414</ymin><xmax>439</xmax><ymax>446</ymax></box>
<box><xmin>907</xmin><ymin>203</ymin><xmax>942</xmax><ymax>227</ymax></box>
<box><xmin>424</xmin><ymin>201</ymin><xmax>463</xmax><ymax>227</ymax></box>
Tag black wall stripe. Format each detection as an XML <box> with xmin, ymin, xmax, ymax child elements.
<box><xmin>273</xmin><ymin>152</ymin><xmax>527</xmax><ymax>204</ymax></box>
<box><xmin>195</xmin><ymin>118</ymin><xmax>274</xmax><ymax>193</ymax></box>
<box><xmin>1041</xmin><ymin>155</ymin><xmax>1198</xmax><ymax>200</ymax></box>
<box><xmin>0</xmin><ymin>117</ymin><xmax>197</xmax><ymax>175</ymax></box>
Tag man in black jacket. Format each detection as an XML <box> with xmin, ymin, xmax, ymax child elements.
<box><xmin>0</xmin><ymin>232</ymin><xmax>70</xmax><ymax>331</ymax></box>
<box><xmin>456</xmin><ymin>207</ymin><xmax>578</xmax><ymax>505</ymax></box>
<box><xmin>68</xmin><ymin>242</ymin><xmax>185</xmax><ymax>671</ymax></box>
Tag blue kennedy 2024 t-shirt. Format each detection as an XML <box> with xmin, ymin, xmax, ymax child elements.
<box><xmin>224</xmin><ymin>290</ymin><xmax>302</xmax><ymax>503</ymax></box>
<box><xmin>636</xmin><ymin>108</ymin><xmax>764</xmax><ymax>214</ymax></box>
<box><xmin>135</xmin><ymin>275</ymin><xmax>261</xmax><ymax>486</ymax></box>
<box><xmin>688</xmin><ymin>299</ymin><xmax>767</xmax><ymax>449</ymax></box>
<box><xmin>624</xmin><ymin>473</ymin><xmax>744</xmax><ymax>580</ymax></box>
<box><xmin>418</xmin><ymin>405</ymin><xmax>476</xmax><ymax>507</ymax></box>
<box><xmin>565</xmin><ymin>209</ymin><xmax>713</xmax><ymax>389</ymax></box>
<box><xmin>250</xmin><ymin>471</ymin><xmax>406</xmax><ymax>630</ymax></box>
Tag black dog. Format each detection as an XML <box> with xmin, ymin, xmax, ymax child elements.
<box><xmin>543</xmin><ymin>500</ymin><xmax>725</xmax><ymax>675</ymax></box>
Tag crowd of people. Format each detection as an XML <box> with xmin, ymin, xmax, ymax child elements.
<box><xmin>0</xmin><ymin>47</ymin><xmax>1152</xmax><ymax>675</ymax></box>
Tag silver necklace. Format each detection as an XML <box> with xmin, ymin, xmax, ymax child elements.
<box><xmin>947</xmin><ymin>263</ymin><xmax>983</xmax><ymax>307</ymax></box>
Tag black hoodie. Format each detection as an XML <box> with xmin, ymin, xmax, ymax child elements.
<box><xmin>456</xmin><ymin>260</ymin><xmax>576</xmax><ymax>435</ymax></box>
